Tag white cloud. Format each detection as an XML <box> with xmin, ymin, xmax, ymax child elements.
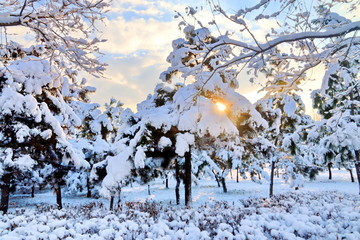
<box><xmin>99</xmin><ymin>16</ymin><xmax>181</xmax><ymax>55</ymax></box>
<box><xmin>87</xmin><ymin>0</ymin><xmax>190</xmax><ymax>109</ymax></box>
<box><xmin>89</xmin><ymin>49</ymin><xmax>172</xmax><ymax>110</ymax></box>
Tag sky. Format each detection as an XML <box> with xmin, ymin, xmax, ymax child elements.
<box><xmin>90</xmin><ymin>0</ymin><xmax>299</xmax><ymax>111</ymax></box>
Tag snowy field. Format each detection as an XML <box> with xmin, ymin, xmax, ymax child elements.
<box><xmin>1</xmin><ymin>169</ymin><xmax>360</xmax><ymax>240</ymax></box>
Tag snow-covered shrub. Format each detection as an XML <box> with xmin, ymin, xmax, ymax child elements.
<box><xmin>1</xmin><ymin>191</ymin><xmax>359</xmax><ymax>240</ymax></box>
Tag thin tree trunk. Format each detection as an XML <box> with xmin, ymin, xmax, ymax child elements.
<box><xmin>175</xmin><ymin>160</ymin><xmax>180</xmax><ymax>205</ymax></box>
<box><xmin>355</xmin><ymin>151</ymin><xmax>360</xmax><ymax>195</ymax></box>
<box><xmin>54</xmin><ymin>184</ymin><xmax>62</xmax><ymax>210</ymax></box>
<box><xmin>31</xmin><ymin>185</ymin><xmax>35</xmax><ymax>198</ymax></box>
<box><xmin>215</xmin><ymin>175</ymin><xmax>220</xmax><ymax>187</ymax></box>
<box><xmin>109</xmin><ymin>196</ymin><xmax>114</xmax><ymax>210</ymax></box>
<box><xmin>328</xmin><ymin>163</ymin><xmax>332</xmax><ymax>180</ymax></box>
<box><xmin>230</xmin><ymin>170</ymin><xmax>233</xmax><ymax>180</ymax></box>
<box><xmin>221</xmin><ymin>177</ymin><xmax>227</xmax><ymax>193</ymax></box>
<box><xmin>236</xmin><ymin>167</ymin><xmax>239</xmax><ymax>183</ymax></box>
<box><xmin>349</xmin><ymin>169</ymin><xmax>355</xmax><ymax>183</ymax></box>
<box><xmin>270</xmin><ymin>161</ymin><xmax>275</xmax><ymax>197</ymax></box>
<box><xmin>184</xmin><ymin>151</ymin><xmax>192</xmax><ymax>206</ymax></box>
<box><xmin>147</xmin><ymin>184</ymin><xmax>151</xmax><ymax>195</ymax></box>
<box><xmin>0</xmin><ymin>173</ymin><xmax>11</xmax><ymax>214</ymax></box>
<box><xmin>86</xmin><ymin>178</ymin><xmax>92</xmax><ymax>198</ymax></box>
<box><xmin>275</xmin><ymin>169</ymin><xmax>280</xmax><ymax>178</ymax></box>
<box><xmin>212</xmin><ymin>170</ymin><xmax>221</xmax><ymax>187</ymax></box>
<box><xmin>117</xmin><ymin>188</ymin><xmax>121</xmax><ymax>207</ymax></box>
<box><xmin>165</xmin><ymin>176</ymin><xmax>169</xmax><ymax>189</ymax></box>
<box><xmin>258</xmin><ymin>171</ymin><xmax>262</xmax><ymax>180</ymax></box>
<box><xmin>87</xmin><ymin>189</ymin><xmax>92</xmax><ymax>198</ymax></box>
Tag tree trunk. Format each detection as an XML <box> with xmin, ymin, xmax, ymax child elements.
<box><xmin>230</xmin><ymin>170</ymin><xmax>233</xmax><ymax>180</ymax></box>
<box><xmin>258</xmin><ymin>171</ymin><xmax>262</xmax><ymax>180</ymax></box>
<box><xmin>355</xmin><ymin>151</ymin><xmax>360</xmax><ymax>195</ymax></box>
<box><xmin>215</xmin><ymin>175</ymin><xmax>221</xmax><ymax>187</ymax></box>
<box><xmin>221</xmin><ymin>177</ymin><xmax>227</xmax><ymax>193</ymax></box>
<box><xmin>328</xmin><ymin>163</ymin><xmax>332</xmax><ymax>180</ymax></box>
<box><xmin>270</xmin><ymin>161</ymin><xmax>275</xmax><ymax>197</ymax></box>
<box><xmin>86</xmin><ymin>178</ymin><xmax>92</xmax><ymax>198</ymax></box>
<box><xmin>175</xmin><ymin>160</ymin><xmax>180</xmax><ymax>205</ymax></box>
<box><xmin>147</xmin><ymin>184</ymin><xmax>151</xmax><ymax>195</ymax></box>
<box><xmin>54</xmin><ymin>184</ymin><xmax>62</xmax><ymax>210</ymax></box>
<box><xmin>349</xmin><ymin>169</ymin><xmax>355</xmax><ymax>183</ymax></box>
<box><xmin>275</xmin><ymin>169</ymin><xmax>280</xmax><ymax>178</ymax></box>
<box><xmin>184</xmin><ymin>151</ymin><xmax>192</xmax><ymax>206</ymax></box>
<box><xmin>236</xmin><ymin>167</ymin><xmax>239</xmax><ymax>183</ymax></box>
<box><xmin>0</xmin><ymin>173</ymin><xmax>11</xmax><ymax>214</ymax></box>
<box><xmin>87</xmin><ymin>189</ymin><xmax>92</xmax><ymax>198</ymax></box>
<box><xmin>109</xmin><ymin>196</ymin><xmax>114</xmax><ymax>210</ymax></box>
<box><xmin>212</xmin><ymin>170</ymin><xmax>221</xmax><ymax>187</ymax></box>
<box><xmin>31</xmin><ymin>185</ymin><xmax>35</xmax><ymax>198</ymax></box>
<box><xmin>165</xmin><ymin>176</ymin><xmax>169</xmax><ymax>189</ymax></box>
<box><xmin>117</xmin><ymin>188</ymin><xmax>121</xmax><ymax>207</ymax></box>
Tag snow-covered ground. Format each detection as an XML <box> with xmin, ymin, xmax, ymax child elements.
<box><xmin>1</xmin><ymin>169</ymin><xmax>359</xmax><ymax>239</ymax></box>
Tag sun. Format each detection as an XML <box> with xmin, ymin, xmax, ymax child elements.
<box><xmin>216</xmin><ymin>102</ymin><xmax>226</xmax><ymax>112</ymax></box>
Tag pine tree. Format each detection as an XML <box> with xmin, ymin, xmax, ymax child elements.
<box><xmin>0</xmin><ymin>54</ymin><xmax>88</xmax><ymax>213</ymax></box>
<box><xmin>100</xmin><ymin>83</ymin><xmax>178</xmax><ymax>208</ymax></box>
<box><xmin>160</xmin><ymin>23</ymin><xmax>271</xmax><ymax>204</ymax></box>
<box><xmin>67</xmin><ymin>97</ymin><xmax>122</xmax><ymax>198</ymax></box>
<box><xmin>312</xmin><ymin>54</ymin><xmax>360</xmax><ymax>189</ymax></box>
<box><xmin>255</xmin><ymin>58</ymin><xmax>313</xmax><ymax>197</ymax></box>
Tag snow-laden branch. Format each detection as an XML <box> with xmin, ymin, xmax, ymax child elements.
<box><xmin>204</xmin><ymin>21</ymin><xmax>360</xmax><ymax>62</ymax></box>
<box><xmin>198</xmin><ymin>21</ymin><xmax>360</xmax><ymax>85</ymax></box>
<box><xmin>235</xmin><ymin>0</ymin><xmax>270</xmax><ymax>17</ymax></box>
<box><xmin>0</xmin><ymin>0</ymin><xmax>110</xmax><ymax>75</ymax></box>
<box><xmin>260</xmin><ymin>21</ymin><xmax>360</xmax><ymax>51</ymax></box>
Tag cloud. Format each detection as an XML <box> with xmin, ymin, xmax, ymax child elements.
<box><xmin>89</xmin><ymin>49</ymin><xmax>172</xmax><ymax>110</ymax></box>
<box><xmin>87</xmin><ymin>0</ymin><xmax>190</xmax><ymax>109</ymax></box>
<box><xmin>99</xmin><ymin>16</ymin><xmax>181</xmax><ymax>55</ymax></box>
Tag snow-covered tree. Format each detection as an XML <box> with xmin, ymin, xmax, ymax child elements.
<box><xmin>0</xmin><ymin>0</ymin><xmax>110</xmax><ymax>209</ymax></box>
<box><xmin>101</xmin><ymin>75</ymin><xmax>262</xmax><ymax>206</ymax></box>
<box><xmin>0</xmin><ymin>56</ymin><xmax>89</xmax><ymax>213</ymax></box>
<box><xmin>255</xmin><ymin>58</ymin><xmax>313</xmax><ymax>196</ymax></box>
<box><xmin>311</xmin><ymin>50</ymin><xmax>360</xmax><ymax>185</ymax></box>
<box><xmin>66</xmin><ymin>96</ymin><xmax>123</xmax><ymax>198</ymax></box>
<box><xmin>159</xmin><ymin>21</ymin><xmax>273</xmax><ymax>204</ymax></box>
<box><xmin>100</xmin><ymin>84</ymin><xmax>178</xmax><ymax>208</ymax></box>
